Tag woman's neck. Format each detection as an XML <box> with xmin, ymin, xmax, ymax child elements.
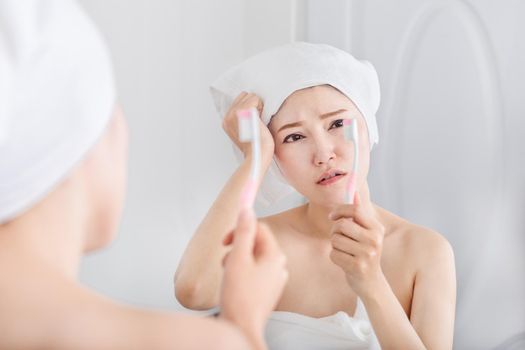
<box><xmin>301</xmin><ymin>182</ymin><xmax>379</xmax><ymax>239</ymax></box>
<box><xmin>0</xmin><ymin>177</ymin><xmax>88</xmax><ymax>280</ymax></box>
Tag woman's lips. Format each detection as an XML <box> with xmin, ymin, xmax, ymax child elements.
<box><xmin>317</xmin><ymin>173</ymin><xmax>346</xmax><ymax>186</ymax></box>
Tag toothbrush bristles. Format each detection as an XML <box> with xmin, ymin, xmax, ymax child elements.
<box><xmin>343</xmin><ymin>119</ymin><xmax>355</xmax><ymax>142</ymax></box>
<box><xmin>237</xmin><ymin>110</ymin><xmax>254</xmax><ymax>142</ymax></box>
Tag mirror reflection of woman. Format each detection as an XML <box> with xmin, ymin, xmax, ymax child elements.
<box><xmin>175</xmin><ymin>43</ymin><xmax>456</xmax><ymax>349</ymax></box>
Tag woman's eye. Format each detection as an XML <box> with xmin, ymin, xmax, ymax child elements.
<box><xmin>329</xmin><ymin>119</ymin><xmax>344</xmax><ymax>130</ymax></box>
<box><xmin>283</xmin><ymin>134</ymin><xmax>304</xmax><ymax>143</ymax></box>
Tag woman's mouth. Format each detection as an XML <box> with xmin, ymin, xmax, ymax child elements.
<box><xmin>316</xmin><ymin>170</ymin><xmax>347</xmax><ymax>186</ymax></box>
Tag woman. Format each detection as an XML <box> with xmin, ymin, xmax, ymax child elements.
<box><xmin>175</xmin><ymin>42</ymin><xmax>456</xmax><ymax>349</ymax></box>
<box><xmin>0</xmin><ymin>1</ymin><xmax>287</xmax><ymax>349</ymax></box>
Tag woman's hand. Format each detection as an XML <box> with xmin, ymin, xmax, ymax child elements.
<box><xmin>328</xmin><ymin>192</ymin><xmax>387</xmax><ymax>297</ymax></box>
<box><xmin>222</xmin><ymin>92</ymin><xmax>275</xmax><ymax>165</ymax></box>
<box><xmin>220</xmin><ymin>208</ymin><xmax>288</xmax><ymax>349</ymax></box>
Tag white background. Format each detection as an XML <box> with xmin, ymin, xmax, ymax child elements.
<box><xmin>78</xmin><ymin>1</ymin><xmax>524</xmax><ymax>349</ymax></box>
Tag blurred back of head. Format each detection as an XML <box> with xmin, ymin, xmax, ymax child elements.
<box><xmin>0</xmin><ymin>0</ymin><xmax>126</xmax><ymax>249</ymax></box>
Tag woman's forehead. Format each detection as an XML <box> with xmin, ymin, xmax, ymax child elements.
<box><xmin>272</xmin><ymin>85</ymin><xmax>360</xmax><ymax>124</ymax></box>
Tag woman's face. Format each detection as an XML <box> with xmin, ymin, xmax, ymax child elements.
<box><xmin>268</xmin><ymin>85</ymin><xmax>370</xmax><ymax>206</ymax></box>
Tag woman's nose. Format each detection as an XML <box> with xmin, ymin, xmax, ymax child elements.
<box><xmin>313</xmin><ymin>139</ymin><xmax>336</xmax><ymax>166</ymax></box>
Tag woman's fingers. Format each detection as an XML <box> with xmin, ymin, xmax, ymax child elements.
<box><xmin>253</xmin><ymin>223</ymin><xmax>284</xmax><ymax>262</ymax></box>
<box><xmin>329</xmin><ymin>246</ymin><xmax>354</xmax><ymax>267</ymax></box>
<box><xmin>331</xmin><ymin>233</ymin><xmax>358</xmax><ymax>256</ymax></box>
<box><xmin>243</xmin><ymin>93</ymin><xmax>263</xmax><ymax>112</ymax></box>
<box><xmin>332</xmin><ymin>218</ymin><xmax>375</xmax><ymax>243</ymax></box>
<box><xmin>222</xmin><ymin>230</ymin><xmax>234</xmax><ymax>245</ymax></box>
<box><xmin>329</xmin><ymin>205</ymin><xmax>378</xmax><ymax>230</ymax></box>
<box><xmin>221</xmin><ymin>251</ymin><xmax>231</xmax><ymax>267</ymax></box>
<box><xmin>224</xmin><ymin>219</ymin><xmax>286</xmax><ymax>270</ymax></box>
<box><xmin>254</xmin><ymin>223</ymin><xmax>289</xmax><ymax>290</ymax></box>
<box><xmin>353</xmin><ymin>191</ymin><xmax>361</xmax><ymax>205</ymax></box>
<box><xmin>238</xmin><ymin>93</ymin><xmax>263</xmax><ymax>113</ymax></box>
<box><xmin>229</xmin><ymin>208</ymin><xmax>257</xmax><ymax>260</ymax></box>
<box><xmin>331</xmin><ymin>232</ymin><xmax>374</xmax><ymax>258</ymax></box>
<box><xmin>232</xmin><ymin>91</ymin><xmax>248</xmax><ymax>106</ymax></box>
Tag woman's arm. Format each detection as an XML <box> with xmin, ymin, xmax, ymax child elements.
<box><xmin>405</xmin><ymin>232</ymin><xmax>456</xmax><ymax>349</ymax></box>
<box><xmin>362</xmin><ymin>232</ymin><xmax>456</xmax><ymax>350</ymax></box>
<box><xmin>174</xmin><ymin>93</ymin><xmax>274</xmax><ymax>309</ymax></box>
<box><xmin>174</xmin><ymin>156</ymin><xmax>270</xmax><ymax>309</ymax></box>
<box><xmin>329</xmin><ymin>195</ymin><xmax>456</xmax><ymax>349</ymax></box>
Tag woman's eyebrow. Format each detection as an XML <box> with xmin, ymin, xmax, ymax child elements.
<box><xmin>319</xmin><ymin>108</ymin><xmax>348</xmax><ymax>119</ymax></box>
<box><xmin>278</xmin><ymin>121</ymin><xmax>303</xmax><ymax>132</ymax></box>
<box><xmin>277</xmin><ymin>109</ymin><xmax>348</xmax><ymax>132</ymax></box>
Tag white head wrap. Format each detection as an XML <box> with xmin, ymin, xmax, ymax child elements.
<box><xmin>210</xmin><ymin>42</ymin><xmax>380</xmax><ymax>206</ymax></box>
<box><xmin>0</xmin><ymin>0</ymin><xmax>116</xmax><ymax>223</ymax></box>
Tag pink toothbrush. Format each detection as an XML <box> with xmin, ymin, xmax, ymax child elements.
<box><xmin>237</xmin><ymin>107</ymin><xmax>261</xmax><ymax>208</ymax></box>
<box><xmin>343</xmin><ymin>119</ymin><xmax>359</xmax><ymax>205</ymax></box>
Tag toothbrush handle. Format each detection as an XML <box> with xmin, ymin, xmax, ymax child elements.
<box><xmin>346</xmin><ymin>172</ymin><xmax>357</xmax><ymax>205</ymax></box>
<box><xmin>240</xmin><ymin>179</ymin><xmax>257</xmax><ymax>209</ymax></box>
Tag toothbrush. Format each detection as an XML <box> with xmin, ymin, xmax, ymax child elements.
<box><xmin>343</xmin><ymin>119</ymin><xmax>359</xmax><ymax>205</ymax></box>
<box><xmin>237</xmin><ymin>107</ymin><xmax>261</xmax><ymax>208</ymax></box>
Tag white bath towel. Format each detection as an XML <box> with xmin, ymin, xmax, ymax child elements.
<box><xmin>265</xmin><ymin>297</ymin><xmax>381</xmax><ymax>349</ymax></box>
<box><xmin>210</xmin><ymin>42</ymin><xmax>380</xmax><ymax>206</ymax></box>
<box><xmin>0</xmin><ymin>0</ymin><xmax>115</xmax><ymax>223</ymax></box>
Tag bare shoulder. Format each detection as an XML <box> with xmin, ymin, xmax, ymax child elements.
<box><xmin>379</xmin><ymin>209</ymin><xmax>456</xmax><ymax>316</ymax></box>
<box><xmin>382</xmin><ymin>209</ymin><xmax>455</xmax><ymax>274</ymax></box>
<box><xmin>406</xmin><ymin>223</ymin><xmax>454</xmax><ymax>271</ymax></box>
<box><xmin>384</xmin><ymin>212</ymin><xmax>457</xmax><ymax>347</ymax></box>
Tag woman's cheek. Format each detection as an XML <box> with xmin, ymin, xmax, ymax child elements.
<box><xmin>277</xmin><ymin>147</ymin><xmax>309</xmax><ymax>189</ymax></box>
<box><xmin>275</xmin><ymin>148</ymin><xmax>293</xmax><ymax>178</ymax></box>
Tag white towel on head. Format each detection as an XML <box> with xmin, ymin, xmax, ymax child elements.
<box><xmin>0</xmin><ymin>0</ymin><xmax>116</xmax><ymax>224</ymax></box>
<box><xmin>210</xmin><ymin>42</ymin><xmax>381</xmax><ymax>206</ymax></box>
